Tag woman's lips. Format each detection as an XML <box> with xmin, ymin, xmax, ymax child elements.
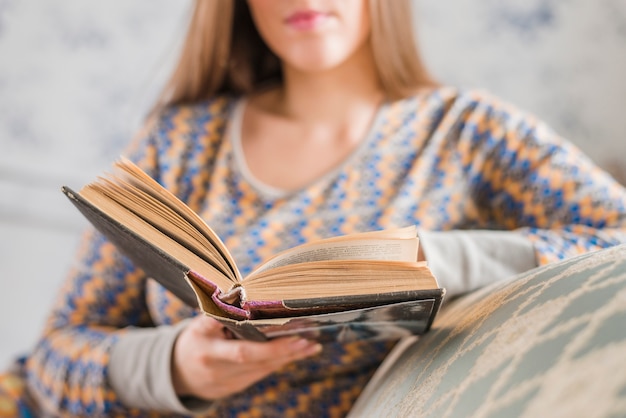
<box><xmin>285</xmin><ymin>10</ymin><xmax>329</xmax><ymax>31</ymax></box>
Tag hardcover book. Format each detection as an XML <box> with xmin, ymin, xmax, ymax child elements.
<box><xmin>62</xmin><ymin>158</ymin><xmax>445</xmax><ymax>342</ymax></box>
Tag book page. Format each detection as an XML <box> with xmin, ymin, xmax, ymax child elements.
<box><xmin>114</xmin><ymin>158</ymin><xmax>241</xmax><ymax>281</ymax></box>
<box><xmin>92</xmin><ymin>177</ymin><xmax>234</xmax><ymax>280</ymax></box>
<box><xmin>250</xmin><ymin>238</ymin><xmax>419</xmax><ymax>276</ymax></box>
<box><xmin>79</xmin><ymin>186</ymin><xmax>236</xmax><ymax>293</ymax></box>
<box><xmin>244</xmin><ymin>260</ymin><xmax>434</xmax><ymax>301</ymax></box>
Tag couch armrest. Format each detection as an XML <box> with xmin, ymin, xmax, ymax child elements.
<box><xmin>349</xmin><ymin>245</ymin><xmax>626</xmax><ymax>418</ymax></box>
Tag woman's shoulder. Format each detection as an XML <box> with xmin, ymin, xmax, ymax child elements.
<box><xmin>387</xmin><ymin>86</ymin><xmax>557</xmax><ymax>147</ymax></box>
<box><xmin>392</xmin><ymin>85</ymin><xmax>527</xmax><ymax>115</ymax></box>
<box><xmin>155</xmin><ymin>94</ymin><xmax>240</xmax><ymax>123</ymax></box>
<box><xmin>135</xmin><ymin>94</ymin><xmax>240</xmax><ymax>153</ymax></box>
<box><xmin>384</xmin><ymin>86</ymin><xmax>562</xmax><ymax>151</ymax></box>
<box><xmin>397</xmin><ymin>86</ymin><xmax>545</xmax><ymax>130</ymax></box>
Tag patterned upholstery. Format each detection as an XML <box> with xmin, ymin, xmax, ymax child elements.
<box><xmin>349</xmin><ymin>244</ymin><xmax>626</xmax><ymax>418</ymax></box>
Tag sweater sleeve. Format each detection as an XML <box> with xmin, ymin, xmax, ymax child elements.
<box><xmin>418</xmin><ymin>230</ymin><xmax>537</xmax><ymax>297</ymax></box>
<box><xmin>24</xmin><ymin>119</ymin><xmax>171</xmax><ymax>416</ymax></box>
<box><xmin>464</xmin><ymin>95</ymin><xmax>626</xmax><ymax>265</ymax></box>
<box><xmin>107</xmin><ymin>319</ymin><xmax>213</xmax><ymax>415</ymax></box>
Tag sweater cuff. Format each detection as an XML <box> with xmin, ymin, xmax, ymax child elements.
<box><xmin>108</xmin><ymin>319</ymin><xmax>213</xmax><ymax>414</ymax></box>
<box><xmin>418</xmin><ymin>230</ymin><xmax>538</xmax><ymax>298</ymax></box>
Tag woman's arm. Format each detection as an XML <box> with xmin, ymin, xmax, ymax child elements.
<box><xmin>470</xmin><ymin>102</ymin><xmax>626</xmax><ymax>262</ymax></box>
<box><xmin>24</xmin><ymin>229</ymin><xmax>161</xmax><ymax>415</ymax></box>
<box><xmin>419</xmin><ymin>94</ymin><xmax>626</xmax><ymax>297</ymax></box>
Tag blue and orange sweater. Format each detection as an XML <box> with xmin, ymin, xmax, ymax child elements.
<box><xmin>17</xmin><ymin>87</ymin><xmax>626</xmax><ymax>417</ymax></box>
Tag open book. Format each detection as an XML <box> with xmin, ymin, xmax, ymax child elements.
<box><xmin>62</xmin><ymin>158</ymin><xmax>444</xmax><ymax>342</ymax></box>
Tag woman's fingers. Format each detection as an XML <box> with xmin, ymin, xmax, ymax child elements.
<box><xmin>189</xmin><ymin>314</ymin><xmax>322</xmax><ymax>364</ymax></box>
<box><xmin>172</xmin><ymin>315</ymin><xmax>323</xmax><ymax>399</ymax></box>
<box><xmin>207</xmin><ymin>336</ymin><xmax>322</xmax><ymax>365</ymax></box>
<box><xmin>189</xmin><ymin>315</ymin><xmax>229</xmax><ymax>338</ymax></box>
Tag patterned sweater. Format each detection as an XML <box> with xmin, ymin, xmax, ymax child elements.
<box><xmin>23</xmin><ymin>87</ymin><xmax>626</xmax><ymax>417</ymax></box>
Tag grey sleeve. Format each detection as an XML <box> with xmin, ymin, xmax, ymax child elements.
<box><xmin>107</xmin><ymin>319</ymin><xmax>214</xmax><ymax>414</ymax></box>
<box><xmin>418</xmin><ymin>230</ymin><xmax>538</xmax><ymax>297</ymax></box>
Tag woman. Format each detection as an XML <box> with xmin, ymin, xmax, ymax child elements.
<box><xmin>4</xmin><ymin>0</ymin><xmax>626</xmax><ymax>416</ymax></box>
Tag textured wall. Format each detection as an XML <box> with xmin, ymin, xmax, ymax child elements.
<box><xmin>1</xmin><ymin>0</ymin><xmax>625</xmax><ymax>367</ymax></box>
<box><xmin>0</xmin><ymin>0</ymin><xmax>193</xmax><ymax>368</ymax></box>
<box><xmin>416</xmin><ymin>0</ymin><xmax>626</xmax><ymax>178</ymax></box>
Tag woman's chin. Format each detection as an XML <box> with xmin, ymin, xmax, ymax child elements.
<box><xmin>283</xmin><ymin>52</ymin><xmax>352</xmax><ymax>74</ymax></box>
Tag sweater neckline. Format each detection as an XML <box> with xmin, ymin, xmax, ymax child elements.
<box><xmin>228</xmin><ymin>98</ymin><xmax>389</xmax><ymax>200</ymax></box>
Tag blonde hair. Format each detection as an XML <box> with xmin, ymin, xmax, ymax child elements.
<box><xmin>159</xmin><ymin>0</ymin><xmax>436</xmax><ymax>108</ymax></box>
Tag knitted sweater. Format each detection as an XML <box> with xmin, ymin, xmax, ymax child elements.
<box><xmin>24</xmin><ymin>87</ymin><xmax>626</xmax><ymax>417</ymax></box>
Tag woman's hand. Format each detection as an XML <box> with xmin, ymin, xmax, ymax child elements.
<box><xmin>171</xmin><ymin>315</ymin><xmax>322</xmax><ymax>400</ymax></box>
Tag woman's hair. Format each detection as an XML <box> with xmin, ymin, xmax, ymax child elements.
<box><xmin>159</xmin><ymin>0</ymin><xmax>436</xmax><ymax>108</ymax></box>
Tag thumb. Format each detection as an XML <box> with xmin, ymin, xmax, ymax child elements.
<box><xmin>190</xmin><ymin>314</ymin><xmax>227</xmax><ymax>338</ymax></box>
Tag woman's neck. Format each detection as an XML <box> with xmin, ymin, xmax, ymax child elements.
<box><xmin>274</xmin><ymin>43</ymin><xmax>384</xmax><ymax>124</ymax></box>
<box><xmin>240</xmin><ymin>43</ymin><xmax>387</xmax><ymax>192</ymax></box>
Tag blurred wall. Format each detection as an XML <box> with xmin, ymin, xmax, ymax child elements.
<box><xmin>416</xmin><ymin>0</ymin><xmax>626</xmax><ymax>177</ymax></box>
<box><xmin>1</xmin><ymin>0</ymin><xmax>625</xmax><ymax>368</ymax></box>
<box><xmin>0</xmin><ymin>0</ymin><xmax>192</xmax><ymax>368</ymax></box>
